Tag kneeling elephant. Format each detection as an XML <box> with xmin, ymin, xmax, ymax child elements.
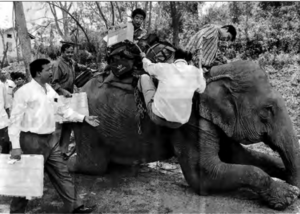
<box><xmin>71</xmin><ymin>60</ymin><xmax>300</xmax><ymax>210</ymax></box>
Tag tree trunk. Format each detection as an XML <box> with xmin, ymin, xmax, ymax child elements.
<box><xmin>170</xmin><ymin>2</ymin><xmax>180</xmax><ymax>47</ymax></box>
<box><xmin>95</xmin><ymin>2</ymin><xmax>108</xmax><ymax>29</ymax></box>
<box><xmin>115</xmin><ymin>2</ymin><xmax>123</xmax><ymax>23</ymax></box>
<box><xmin>62</xmin><ymin>10</ymin><xmax>69</xmax><ymax>40</ymax></box>
<box><xmin>232</xmin><ymin>2</ymin><xmax>240</xmax><ymax>24</ymax></box>
<box><xmin>245</xmin><ymin>2</ymin><xmax>250</xmax><ymax>42</ymax></box>
<box><xmin>110</xmin><ymin>2</ymin><xmax>115</xmax><ymax>27</ymax></box>
<box><xmin>1</xmin><ymin>43</ymin><xmax>9</xmax><ymax>69</ymax></box>
<box><xmin>48</xmin><ymin>2</ymin><xmax>64</xmax><ymax>39</ymax></box>
<box><xmin>154</xmin><ymin>2</ymin><xmax>162</xmax><ymax>30</ymax></box>
<box><xmin>49</xmin><ymin>2</ymin><xmax>90</xmax><ymax>44</ymax></box>
<box><xmin>143</xmin><ymin>2</ymin><xmax>148</xmax><ymax>28</ymax></box>
<box><xmin>14</xmin><ymin>2</ymin><xmax>32</xmax><ymax>81</ymax></box>
<box><xmin>148</xmin><ymin>2</ymin><xmax>152</xmax><ymax>32</ymax></box>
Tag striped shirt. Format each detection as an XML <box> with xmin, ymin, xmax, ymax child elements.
<box><xmin>185</xmin><ymin>24</ymin><xmax>222</xmax><ymax>69</ymax></box>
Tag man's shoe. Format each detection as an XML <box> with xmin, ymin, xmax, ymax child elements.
<box><xmin>72</xmin><ymin>205</ymin><xmax>96</xmax><ymax>213</ymax></box>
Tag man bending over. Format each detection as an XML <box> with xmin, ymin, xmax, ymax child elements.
<box><xmin>138</xmin><ymin>48</ymin><xmax>206</xmax><ymax>128</ymax></box>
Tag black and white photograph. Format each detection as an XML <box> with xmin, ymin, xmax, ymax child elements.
<box><xmin>0</xmin><ymin>1</ymin><xmax>300</xmax><ymax>213</ymax></box>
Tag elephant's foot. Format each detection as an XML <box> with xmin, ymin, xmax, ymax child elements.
<box><xmin>260</xmin><ymin>179</ymin><xmax>300</xmax><ymax>210</ymax></box>
<box><xmin>219</xmin><ymin>140</ymin><xmax>286</xmax><ymax>180</ymax></box>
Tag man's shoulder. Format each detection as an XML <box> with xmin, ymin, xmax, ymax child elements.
<box><xmin>46</xmin><ymin>83</ymin><xmax>56</xmax><ymax>92</ymax></box>
<box><xmin>53</xmin><ymin>58</ymin><xmax>66</xmax><ymax>67</ymax></box>
<box><xmin>14</xmin><ymin>81</ymin><xmax>31</xmax><ymax>96</ymax></box>
<box><xmin>6</xmin><ymin>79</ymin><xmax>15</xmax><ymax>87</ymax></box>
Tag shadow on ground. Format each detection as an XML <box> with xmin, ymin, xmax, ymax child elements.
<box><xmin>1</xmin><ymin>143</ymin><xmax>300</xmax><ymax>213</ymax></box>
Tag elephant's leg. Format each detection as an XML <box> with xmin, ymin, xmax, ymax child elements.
<box><xmin>175</xmin><ymin>119</ymin><xmax>299</xmax><ymax>210</ymax></box>
<box><xmin>219</xmin><ymin>140</ymin><xmax>286</xmax><ymax>180</ymax></box>
<box><xmin>67</xmin><ymin>145</ymin><xmax>110</xmax><ymax>175</ymax></box>
<box><xmin>69</xmin><ymin>124</ymin><xmax>110</xmax><ymax>175</ymax></box>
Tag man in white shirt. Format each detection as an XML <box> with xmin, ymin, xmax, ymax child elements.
<box><xmin>9</xmin><ymin>59</ymin><xmax>99</xmax><ymax>213</ymax></box>
<box><xmin>0</xmin><ymin>80</ymin><xmax>10</xmax><ymax>154</ymax></box>
<box><xmin>138</xmin><ymin>48</ymin><xmax>206</xmax><ymax>128</ymax></box>
<box><xmin>0</xmin><ymin>69</ymin><xmax>16</xmax><ymax>112</ymax></box>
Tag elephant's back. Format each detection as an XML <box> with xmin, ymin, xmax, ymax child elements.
<box><xmin>76</xmin><ymin>77</ymin><xmax>174</xmax><ymax>164</ymax></box>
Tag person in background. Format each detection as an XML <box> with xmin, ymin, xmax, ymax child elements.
<box><xmin>10</xmin><ymin>72</ymin><xmax>26</xmax><ymax>97</ymax></box>
<box><xmin>131</xmin><ymin>8</ymin><xmax>147</xmax><ymax>41</ymax></box>
<box><xmin>138</xmin><ymin>48</ymin><xmax>206</xmax><ymax>128</ymax></box>
<box><xmin>0</xmin><ymin>80</ymin><xmax>10</xmax><ymax>154</ymax></box>
<box><xmin>185</xmin><ymin>24</ymin><xmax>237</xmax><ymax>72</ymax></box>
<box><xmin>51</xmin><ymin>43</ymin><xmax>80</xmax><ymax>158</ymax></box>
<box><xmin>0</xmin><ymin>69</ymin><xmax>15</xmax><ymax>113</ymax></box>
<box><xmin>9</xmin><ymin>58</ymin><xmax>99</xmax><ymax>214</ymax></box>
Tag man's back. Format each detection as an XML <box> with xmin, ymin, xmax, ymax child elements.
<box><xmin>185</xmin><ymin>24</ymin><xmax>220</xmax><ymax>69</ymax></box>
<box><xmin>146</xmin><ymin>60</ymin><xmax>205</xmax><ymax>124</ymax></box>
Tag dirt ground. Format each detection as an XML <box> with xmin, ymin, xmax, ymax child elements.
<box><xmin>0</xmin><ymin>143</ymin><xmax>300</xmax><ymax>214</ymax></box>
<box><xmin>1</xmin><ymin>61</ymin><xmax>300</xmax><ymax>213</ymax></box>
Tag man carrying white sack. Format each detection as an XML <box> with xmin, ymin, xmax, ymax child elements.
<box><xmin>8</xmin><ymin>58</ymin><xmax>99</xmax><ymax>213</ymax></box>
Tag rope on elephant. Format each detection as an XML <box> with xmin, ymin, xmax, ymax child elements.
<box><xmin>133</xmin><ymin>85</ymin><xmax>147</xmax><ymax>135</ymax></box>
<box><xmin>206</xmin><ymin>74</ymin><xmax>233</xmax><ymax>84</ymax></box>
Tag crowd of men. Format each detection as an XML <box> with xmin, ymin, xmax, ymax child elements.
<box><xmin>0</xmin><ymin>7</ymin><xmax>237</xmax><ymax>214</ymax></box>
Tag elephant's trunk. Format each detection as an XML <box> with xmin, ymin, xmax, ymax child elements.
<box><xmin>269</xmin><ymin>106</ymin><xmax>300</xmax><ymax>188</ymax></box>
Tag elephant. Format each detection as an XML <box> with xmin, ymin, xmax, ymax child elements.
<box><xmin>69</xmin><ymin>60</ymin><xmax>300</xmax><ymax>210</ymax></box>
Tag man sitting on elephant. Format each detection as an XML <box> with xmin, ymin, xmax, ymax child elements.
<box><xmin>185</xmin><ymin>24</ymin><xmax>237</xmax><ymax>72</ymax></box>
<box><xmin>138</xmin><ymin>48</ymin><xmax>206</xmax><ymax>128</ymax></box>
<box><xmin>131</xmin><ymin>8</ymin><xmax>148</xmax><ymax>41</ymax></box>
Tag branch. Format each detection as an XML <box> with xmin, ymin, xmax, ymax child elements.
<box><xmin>67</xmin><ymin>2</ymin><xmax>73</xmax><ymax>11</ymax></box>
<box><xmin>1</xmin><ymin>43</ymin><xmax>9</xmax><ymax>69</ymax></box>
<box><xmin>48</xmin><ymin>2</ymin><xmax>90</xmax><ymax>43</ymax></box>
<box><xmin>115</xmin><ymin>2</ymin><xmax>123</xmax><ymax>22</ymax></box>
<box><xmin>48</xmin><ymin>2</ymin><xmax>64</xmax><ymax>37</ymax></box>
<box><xmin>148</xmin><ymin>2</ymin><xmax>152</xmax><ymax>32</ymax></box>
<box><xmin>31</xmin><ymin>21</ymin><xmax>53</xmax><ymax>34</ymax></box>
<box><xmin>110</xmin><ymin>2</ymin><xmax>115</xmax><ymax>26</ymax></box>
<box><xmin>95</xmin><ymin>2</ymin><xmax>108</xmax><ymax>29</ymax></box>
<box><xmin>58</xmin><ymin>2</ymin><xmax>63</xmax><ymax>9</ymax></box>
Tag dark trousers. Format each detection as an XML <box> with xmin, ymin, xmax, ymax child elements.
<box><xmin>0</xmin><ymin>127</ymin><xmax>10</xmax><ymax>154</ymax></box>
<box><xmin>10</xmin><ymin>129</ymin><xmax>82</xmax><ymax>213</ymax></box>
<box><xmin>59</xmin><ymin>123</ymin><xmax>73</xmax><ymax>154</ymax></box>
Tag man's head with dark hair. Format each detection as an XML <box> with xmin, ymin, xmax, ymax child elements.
<box><xmin>11</xmin><ymin>72</ymin><xmax>26</xmax><ymax>87</ymax></box>
<box><xmin>220</xmin><ymin>25</ymin><xmax>237</xmax><ymax>41</ymax></box>
<box><xmin>11</xmin><ymin>72</ymin><xmax>26</xmax><ymax>81</ymax></box>
<box><xmin>30</xmin><ymin>59</ymin><xmax>53</xmax><ymax>84</ymax></box>
<box><xmin>174</xmin><ymin>48</ymin><xmax>193</xmax><ymax>63</ymax></box>
<box><xmin>132</xmin><ymin>8</ymin><xmax>146</xmax><ymax>29</ymax></box>
<box><xmin>61</xmin><ymin>43</ymin><xmax>74</xmax><ymax>62</ymax></box>
<box><xmin>0</xmin><ymin>69</ymin><xmax>7</xmax><ymax>82</ymax></box>
<box><xmin>61</xmin><ymin>43</ymin><xmax>72</xmax><ymax>53</ymax></box>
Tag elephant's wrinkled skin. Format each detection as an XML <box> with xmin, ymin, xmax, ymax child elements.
<box><xmin>71</xmin><ymin>60</ymin><xmax>300</xmax><ymax>210</ymax></box>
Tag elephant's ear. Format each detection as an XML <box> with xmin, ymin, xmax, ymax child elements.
<box><xmin>199</xmin><ymin>78</ymin><xmax>236</xmax><ymax>137</ymax></box>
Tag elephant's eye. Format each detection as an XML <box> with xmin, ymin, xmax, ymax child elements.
<box><xmin>265</xmin><ymin>105</ymin><xmax>274</xmax><ymax>115</ymax></box>
<box><xmin>260</xmin><ymin>105</ymin><xmax>274</xmax><ymax>121</ymax></box>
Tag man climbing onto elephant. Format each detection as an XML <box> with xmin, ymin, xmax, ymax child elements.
<box><xmin>138</xmin><ymin>48</ymin><xmax>206</xmax><ymax>128</ymax></box>
<box><xmin>185</xmin><ymin>24</ymin><xmax>237</xmax><ymax>72</ymax></box>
